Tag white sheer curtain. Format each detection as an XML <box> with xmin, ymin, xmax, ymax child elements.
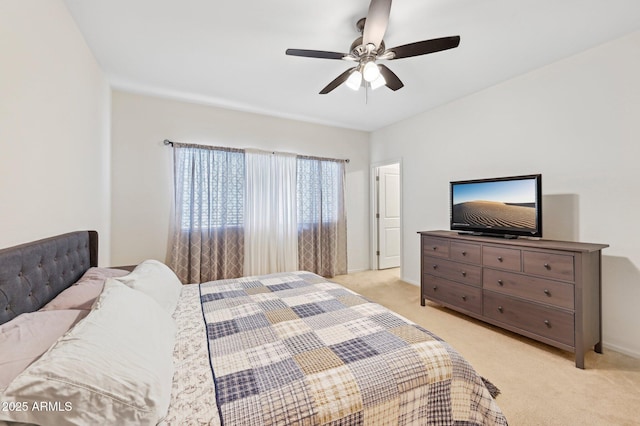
<box><xmin>243</xmin><ymin>149</ymin><xmax>298</xmax><ymax>275</ymax></box>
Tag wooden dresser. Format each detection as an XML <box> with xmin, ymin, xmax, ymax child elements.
<box><xmin>419</xmin><ymin>230</ymin><xmax>608</xmax><ymax>368</ymax></box>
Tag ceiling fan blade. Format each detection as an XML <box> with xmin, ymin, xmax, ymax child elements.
<box><xmin>378</xmin><ymin>65</ymin><xmax>404</xmax><ymax>91</ymax></box>
<box><xmin>320</xmin><ymin>67</ymin><xmax>357</xmax><ymax>94</ymax></box>
<box><xmin>362</xmin><ymin>0</ymin><xmax>392</xmax><ymax>49</ymax></box>
<box><xmin>286</xmin><ymin>49</ymin><xmax>346</xmax><ymax>60</ymax></box>
<box><xmin>388</xmin><ymin>36</ymin><xmax>460</xmax><ymax>60</ymax></box>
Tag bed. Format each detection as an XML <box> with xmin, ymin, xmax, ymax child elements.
<box><xmin>0</xmin><ymin>231</ymin><xmax>507</xmax><ymax>425</ymax></box>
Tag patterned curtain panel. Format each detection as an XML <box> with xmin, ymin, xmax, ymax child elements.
<box><xmin>168</xmin><ymin>144</ymin><xmax>245</xmax><ymax>283</ymax></box>
<box><xmin>297</xmin><ymin>157</ymin><xmax>348</xmax><ymax>277</ymax></box>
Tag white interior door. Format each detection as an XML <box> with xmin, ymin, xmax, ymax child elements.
<box><xmin>377</xmin><ymin>164</ymin><xmax>401</xmax><ymax>269</ymax></box>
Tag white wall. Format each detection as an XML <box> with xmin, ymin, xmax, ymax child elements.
<box><xmin>110</xmin><ymin>91</ymin><xmax>370</xmax><ymax>272</ymax></box>
<box><xmin>371</xmin><ymin>31</ymin><xmax>640</xmax><ymax>358</ymax></box>
<box><xmin>0</xmin><ymin>0</ymin><xmax>112</xmax><ymax>264</ymax></box>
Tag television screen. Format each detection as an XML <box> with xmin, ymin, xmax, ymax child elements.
<box><xmin>450</xmin><ymin>174</ymin><xmax>542</xmax><ymax>238</ymax></box>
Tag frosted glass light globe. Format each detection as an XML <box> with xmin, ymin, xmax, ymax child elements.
<box><xmin>346</xmin><ymin>70</ymin><xmax>362</xmax><ymax>90</ymax></box>
<box><xmin>370</xmin><ymin>74</ymin><xmax>386</xmax><ymax>90</ymax></box>
<box><xmin>362</xmin><ymin>61</ymin><xmax>380</xmax><ymax>82</ymax></box>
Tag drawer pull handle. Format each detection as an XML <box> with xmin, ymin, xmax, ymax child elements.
<box><xmin>432</xmin><ymin>264</ymin><xmax>438</xmax><ymax>270</ymax></box>
<box><xmin>461</xmin><ymin>271</ymin><xmax>467</xmax><ymax>277</ymax></box>
<box><xmin>433</xmin><ymin>286</ymin><xmax>438</xmax><ymax>291</ymax></box>
<box><xmin>543</xmin><ymin>289</ymin><xmax>551</xmax><ymax>296</ymax></box>
<box><xmin>544</xmin><ymin>263</ymin><xmax>551</xmax><ymax>270</ymax></box>
<box><xmin>462</xmin><ymin>251</ymin><xmax>467</xmax><ymax>256</ymax></box>
<box><xmin>432</xmin><ymin>246</ymin><xmax>437</xmax><ymax>251</ymax></box>
<box><xmin>497</xmin><ymin>256</ymin><xmax>503</xmax><ymax>262</ymax></box>
<box><xmin>544</xmin><ymin>320</ymin><xmax>551</xmax><ymax>328</ymax></box>
<box><xmin>497</xmin><ymin>306</ymin><xmax>503</xmax><ymax>313</ymax></box>
<box><xmin>497</xmin><ymin>279</ymin><xmax>503</xmax><ymax>286</ymax></box>
<box><xmin>462</xmin><ymin>295</ymin><xmax>467</xmax><ymax>301</ymax></box>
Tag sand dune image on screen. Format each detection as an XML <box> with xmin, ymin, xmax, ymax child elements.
<box><xmin>453</xmin><ymin>201</ymin><xmax>536</xmax><ymax>229</ymax></box>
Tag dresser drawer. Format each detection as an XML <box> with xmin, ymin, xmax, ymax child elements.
<box><xmin>483</xmin><ymin>268</ymin><xmax>574</xmax><ymax>310</ymax></box>
<box><xmin>422</xmin><ymin>236</ymin><xmax>450</xmax><ymax>258</ymax></box>
<box><xmin>482</xmin><ymin>246</ymin><xmax>521</xmax><ymax>271</ymax></box>
<box><xmin>424</xmin><ymin>256</ymin><xmax>482</xmax><ymax>287</ymax></box>
<box><xmin>484</xmin><ymin>291</ymin><xmax>574</xmax><ymax>346</ymax></box>
<box><xmin>450</xmin><ymin>241</ymin><xmax>481</xmax><ymax>264</ymax></box>
<box><xmin>423</xmin><ymin>275</ymin><xmax>482</xmax><ymax>315</ymax></box>
<box><xmin>523</xmin><ymin>251</ymin><xmax>575</xmax><ymax>282</ymax></box>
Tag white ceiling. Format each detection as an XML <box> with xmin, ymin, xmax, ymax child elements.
<box><xmin>63</xmin><ymin>0</ymin><xmax>640</xmax><ymax>132</ymax></box>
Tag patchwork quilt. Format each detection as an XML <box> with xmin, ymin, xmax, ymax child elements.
<box><xmin>196</xmin><ymin>271</ymin><xmax>507</xmax><ymax>425</ymax></box>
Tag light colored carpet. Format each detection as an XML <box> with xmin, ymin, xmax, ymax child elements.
<box><xmin>332</xmin><ymin>268</ymin><xmax>640</xmax><ymax>426</ymax></box>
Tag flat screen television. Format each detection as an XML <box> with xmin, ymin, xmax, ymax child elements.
<box><xmin>450</xmin><ymin>174</ymin><xmax>542</xmax><ymax>238</ymax></box>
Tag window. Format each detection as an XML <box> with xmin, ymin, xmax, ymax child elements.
<box><xmin>297</xmin><ymin>156</ymin><xmax>343</xmax><ymax>225</ymax></box>
<box><xmin>169</xmin><ymin>144</ymin><xmax>347</xmax><ymax>280</ymax></box>
<box><xmin>176</xmin><ymin>146</ymin><xmax>244</xmax><ymax>230</ymax></box>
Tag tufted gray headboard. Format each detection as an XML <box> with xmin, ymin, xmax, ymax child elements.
<box><xmin>0</xmin><ymin>231</ymin><xmax>98</xmax><ymax>326</ymax></box>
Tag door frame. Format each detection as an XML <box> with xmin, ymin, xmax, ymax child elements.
<box><xmin>370</xmin><ymin>158</ymin><xmax>403</xmax><ymax>271</ymax></box>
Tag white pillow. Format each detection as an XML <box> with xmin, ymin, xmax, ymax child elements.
<box><xmin>0</xmin><ymin>279</ymin><xmax>176</xmax><ymax>426</ymax></box>
<box><xmin>115</xmin><ymin>259</ymin><xmax>182</xmax><ymax>314</ymax></box>
<box><xmin>0</xmin><ymin>310</ymin><xmax>88</xmax><ymax>391</ymax></box>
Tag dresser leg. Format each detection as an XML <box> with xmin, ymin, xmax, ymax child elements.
<box><xmin>575</xmin><ymin>347</ymin><xmax>585</xmax><ymax>369</ymax></box>
<box><xmin>421</xmin><ymin>297</ymin><xmax>425</xmax><ymax>307</ymax></box>
<box><xmin>595</xmin><ymin>341</ymin><xmax>603</xmax><ymax>354</ymax></box>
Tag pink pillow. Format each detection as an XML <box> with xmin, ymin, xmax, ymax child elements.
<box><xmin>0</xmin><ymin>310</ymin><xmax>88</xmax><ymax>390</ymax></box>
<box><xmin>41</xmin><ymin>267</ymin><xmax>130</xmax><ymax>311</ymax></box>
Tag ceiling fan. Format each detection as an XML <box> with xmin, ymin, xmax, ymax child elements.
<box><xmin>285</xmin><ymin>0</ymin><xmax>460</xmax><ymax>94</ymax></box>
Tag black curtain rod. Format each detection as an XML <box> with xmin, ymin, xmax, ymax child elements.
<box><xmin>163</xmin><ymin>139</ymin><xmax>350</xmax><ymax>163</ymax></box>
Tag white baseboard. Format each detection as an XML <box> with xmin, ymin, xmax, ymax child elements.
<box><xmin>602</xmin><ymin>342</ymin><xmax>640</xmax><ymax>359</ymax></box>
<box><xmin>402</xmin><ymin>277</ymin><xmax>419</xmax><ymax>286</ymax></box>
<box><xmin>346</xmin><ymin>268</ymin><xmax>367</xmax><ymax>274</ymax></box>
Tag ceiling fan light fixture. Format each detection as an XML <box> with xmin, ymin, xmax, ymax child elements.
<box><xmin>362</xmin><ymin>60</ymin><xmax>380</xmax><ymax>82</ymax></box>
<box><xmin>286</xmin><ymin>0</ymin><xmax>461</xmax><ymax>95</ymax></box>
<box><xmin>345</xmin><ymin>70</ymin><xmax>363</xmax><ymax>90</ymax></box>
<box><xmin>370</xmin><ymin>73</ymin><xmax>386</xmax><ymax>90</ymax></box>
